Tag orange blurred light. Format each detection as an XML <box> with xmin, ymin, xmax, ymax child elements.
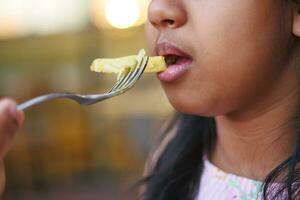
<box><xmin>89</xmin><ymin>0</ymin><xmax>149</xmax><ymax>30</ymax></box>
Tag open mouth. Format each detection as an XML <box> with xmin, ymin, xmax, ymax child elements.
<box><xmin>164</xmin><ymin>54</ymin><xmax>192</xmax><ymax>67</ymax></box>
<box><xmin>156</xmin><ymin>42</ymin><xmax>193</xmax><ymax>82</ymax></box>
<box><xmin>165</xmin><ymin>55</ymin><xmax>179</xmax><ymax>65</ymax></box>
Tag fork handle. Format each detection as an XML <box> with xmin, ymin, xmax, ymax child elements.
<box><xmin>17</xmin><ymin>93</ymin><xmax>74</xmax><ymax>111</ymax></box>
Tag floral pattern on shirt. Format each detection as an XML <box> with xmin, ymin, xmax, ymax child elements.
<box><xmin>196</xmin><ymin>158</ymin><xmax>263</xmax><ymax>200</ymax></box>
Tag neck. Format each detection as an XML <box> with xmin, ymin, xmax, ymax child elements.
<box><xmin>211</xmin><ymin>85</ymin><xmax>300</xmax><ymax>181</ymax></box>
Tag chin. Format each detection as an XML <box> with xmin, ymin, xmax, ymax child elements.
<box><xmin>166</xmin><ymin>93</ymin><xmax>219</xmax><ymax>117</ymax></box>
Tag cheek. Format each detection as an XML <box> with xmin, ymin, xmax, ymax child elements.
<box><xmin>162</xmin><ymin>0</ymin><xmax>291</xmax><ymax>116</ymax></box>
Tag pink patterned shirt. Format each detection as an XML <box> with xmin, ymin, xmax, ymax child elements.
<box><xmin>196</xmin><ymin>158</ymin><xmax>263</xmax><ymax>200</ymax></box>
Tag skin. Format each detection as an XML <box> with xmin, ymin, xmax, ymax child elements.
<box><xmin>0</xmin><ymin>99</ymin><xmax>24</xmax><ymax>194</ymax></box>
<box><xmin>147</xmin><ymin>0</ymin><xmax>300</xmax><ymax>180</ymax></box>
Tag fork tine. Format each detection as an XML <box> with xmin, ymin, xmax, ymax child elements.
<box><xmin>121</xmin><ymin>56</ymin><xmax>148</xmax><ymax>89</ymax></box>
<box><xmin>107</xmin><ymin>72</ymin><xmax>129</xmax><ymax>93</ymax></box>
<box><xmin>108</xmin><ymin>57</ymin><xmax>141</xmax><ymax>92</ymax></box>
<box><xmin>107</xmin><ymin>70</ymin><xmax>134</xmax><ymax>93</ymax></box>
<box><xmin>113</xmin><ymin>61</ymin><xmax>141</xmax><ymax>90</ymax></box>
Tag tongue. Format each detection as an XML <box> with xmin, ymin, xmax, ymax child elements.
<box><xmin>178</xmin><ymin>57</ymin><xmax>189</xmax><ymax>64</ymax></box>
<box><xmin>168</xmin><ymin>56</ymin><xmax>191</xmax><ymax>66</ymax></box>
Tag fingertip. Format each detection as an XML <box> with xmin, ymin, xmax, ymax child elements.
<box><xmin>7</xmin><ymin>102</ymin><xmax>24</xmax><ymax>128</ymax></box>
<box><xmin>0</xmin><ymin>99</ymin><xmax>24</xmax><ymax>127</ymax></box>
<box><xmin>0</xmin><ymin>99</ymin><xmax>14</xmax><ymax>115</ymax></box>
<box><xmin>0</xmin><ymin>99</ymin><xmax>13</xmax><ymax>108</ymax></box>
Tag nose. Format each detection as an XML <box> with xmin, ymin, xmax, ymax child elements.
<box><xmin>148</xmin><ymin>0</ymin><xmax>187</xmax><ymax>30</ymax></box>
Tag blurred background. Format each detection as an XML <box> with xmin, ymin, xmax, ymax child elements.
<box><xmin>0</xmin><ymin>0</ymin><xmax>173</xmax><ymax>199</ymax></box>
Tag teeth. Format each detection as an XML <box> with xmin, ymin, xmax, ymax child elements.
<box><xmin>165</xmin><ymin>55</ymin><xmax>178</xmax><ymax>65</ymax></box>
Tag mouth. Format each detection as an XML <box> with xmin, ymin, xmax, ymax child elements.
<box><xmin>165</xmin><ymin>55</ymin><xmax>178</xmax><ymax>65</ymax></box>
<box><xmin>156</xmin><ymin>42</ymin><xmax>193</xmax><ymax>82</ymax></box>
<box><xmin>164</xmin><ymin>54</ymin><xmax>192</xmax><ymax>67</ymax></box>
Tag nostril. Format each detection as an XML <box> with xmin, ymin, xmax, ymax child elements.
<box><xmin>163</xmin><ymin>19</ymin><xmax>175</xmax><ymax>26</ymax></box>
<box><xmin>148</xmin><ymin>1</ymin><xmax>187</xmax><ymax>29</ymax></box>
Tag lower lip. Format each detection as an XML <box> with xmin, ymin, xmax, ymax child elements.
<box><xmin>157</xmin><ymin>57</ymin><xmax>193</xmax><ymax>82</ymax></box>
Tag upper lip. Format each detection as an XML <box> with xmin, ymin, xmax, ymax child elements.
<box><xmin>155</xmin><ymin>42</ymin><xmax>191</xmax><ymax>58</ymax></box>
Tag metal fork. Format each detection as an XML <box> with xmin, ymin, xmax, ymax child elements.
<box><xmin>17</xmin><ymin>57</ymin><xmax>149</xmax><ymax>111</ymax></box>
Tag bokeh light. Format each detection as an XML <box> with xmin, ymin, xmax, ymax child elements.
<box><xmin>105</xmin><ymin>0</ymin><xmax>140</xmax><ymax>29</ymax></box>
<box><xmin>90</xmin><ymin>0</ymin><xmax>149</xmax><ymax>30</ymax></box>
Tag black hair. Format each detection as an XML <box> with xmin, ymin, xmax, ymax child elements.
<box><xmin>142</xmin><ymin>114</ymin><xmax>215</xmax><ymax>200</ymax></box>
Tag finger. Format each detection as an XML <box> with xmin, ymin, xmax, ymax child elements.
<box><xmin>0</xmin><ymin>99</ymin><xmax>24</xmax><ymax>158</ymax></box>
<box><xmin>0</xmin><ymin>101</ymin><xmax>16</xmax><ymax>134</ymax></box>
<box><xmin>0</xmin><ymin>99</ymin><xmax>24</xmax><ymax>128</ymax></box>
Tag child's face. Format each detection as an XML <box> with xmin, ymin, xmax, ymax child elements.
<box><xmin>146</xmin><ymin>0</ymin><xmax>297</xmax><ymax>116</ymax></box>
